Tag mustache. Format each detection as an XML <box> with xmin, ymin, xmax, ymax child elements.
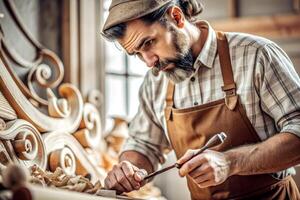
<box><xmin>152</xmin><ymin>50</ymin><xmax>194</xmax><ymax>76</ymax></box>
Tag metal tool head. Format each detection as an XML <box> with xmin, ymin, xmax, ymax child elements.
<box><xmin>218</xmin><ymin>132</ymin><xmax>227</xmax><ymax>143</ymax></box>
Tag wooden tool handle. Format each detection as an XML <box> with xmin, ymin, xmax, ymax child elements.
<box><xmin>175</xmin><ymin>132</ymin><xmax>227</xmax><ymax>169</ymax></box>
<box><xmin>144</xmin><ymin>132</ymin><xmax>227</xmax><ymax>179</ymax></box>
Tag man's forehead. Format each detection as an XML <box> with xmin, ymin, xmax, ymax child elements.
<box><xmin>119</xmin><ymin>20</ymin><xmax>151</xmax><ymax>53</ymax></box>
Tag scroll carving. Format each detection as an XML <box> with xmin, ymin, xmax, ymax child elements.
<box><xmin>43</xmin><ymin>131</ymin><xmax>104</xmax><ymax>183</ymax></box>
<box><xmin>74</xmin><ymin>103</ymin><xmax>102</xmax><ymax>149</ymax></box>
<box><xmin>0</xmin><ymin>119</ymin><xmax>47</xmax><ymax>169</ymax></box>
<box><xmin>87</xmin><ymin>89</ymin><xmax>103</xmax><ymax>108</ymax></box>
<box><xmin>49</xmin><ymin>147</ymin><xmax>76</xmax><ymax>176</ymax></box>
<box><xmin>0</xmin><ymin>62</ymin><xmax>83</xmax><ymax>133</ymax></box>
<box><xmin>0</xmin><ymin>0</ymin><xmax>83</xmax><ymax>133</ymax></box>
<box><xmin>0</xmin><ymin>1</ymin><xmax>64</xmax><ymax>108</ymax></box>
<box><xmin>0</xmin><ymin>0</ymin><xmax>107</xmax><ymax>196</ymax></box>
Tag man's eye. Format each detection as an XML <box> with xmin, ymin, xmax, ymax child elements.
<box><xmin>144</xmin><ymin>39</ymin><xmax>154</xmax><ymax>49</ymax></box>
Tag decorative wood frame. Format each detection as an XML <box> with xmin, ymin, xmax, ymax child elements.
<box><xmin>0</xmin><ymin>0</ymin><xmax>105</xmax><ymax>189</ymax></box>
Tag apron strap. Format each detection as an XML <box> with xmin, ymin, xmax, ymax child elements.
<box><xmin>165</xmin><ymin>29</ymin><xmax>238</xmax><ymax>113</ymax></box>
<box><xmin>216</xmin><ymin>31</ymin><xmax>238</xmax><ymax>110</ymax></box>
<box><xmin>166</xmin><ymin>81</ymin><xmax>175</xmax><ymax>108</ymax></box>
<box><xmin>165</xmin><ymin>81</ymin><xmax>175</xmax><ymax>121</ymax></box>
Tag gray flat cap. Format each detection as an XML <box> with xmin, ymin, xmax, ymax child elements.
<box><xmin>102</xmin><ymin>0</ymin><xmax>172</xmax><ymax>34</ymax></box>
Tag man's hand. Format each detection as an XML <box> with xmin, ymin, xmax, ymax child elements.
<box><xmin>104</xmin><ymin>161</ymin><xmax>148</xmax><ymax>194</ymax></box>
<box><xmin>177</xmin><ymin>149</ymin><xmax>231</xmax><ymax>188</ymax></box>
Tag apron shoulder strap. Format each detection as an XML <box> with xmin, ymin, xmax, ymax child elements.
<box><xmin>166</xmin><ymin>81</ymin><xmax>175</xmax><ymax>107</ymax></box>
<box><xmin>216</xmin><ymin>31</ymin><xmax>238</xmax><ymax>111</ymax></box>
<box><xmin>165</xmin><ymin>81</ymin><xmax>175</xmax><ymax>121</ymax></box>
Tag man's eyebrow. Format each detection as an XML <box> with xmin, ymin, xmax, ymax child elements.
<box><xmin>135</xmin><ymin>36</ymin><xmax>150</xmax><ymax>51</ymax></box>
<box><xmin>126</xmin><ymin>36</ymin><xmax>150</xmax><ymax>55</ymax></box>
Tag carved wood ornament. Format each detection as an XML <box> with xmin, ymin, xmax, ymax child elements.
<box><xmin>0</xmin><ymin>0</ymin><xmax>104</xmax><ymax>186</ymax></box>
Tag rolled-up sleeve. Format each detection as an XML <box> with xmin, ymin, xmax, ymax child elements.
<box><xmin>121</xmin><ymin>74</ymin><xmax>171</xmax><ymax>170</ymax></box>
<box><xmin>258</xmin><ymin>43</ymin><xmax>300</xmax><ymax>137</ymax></box>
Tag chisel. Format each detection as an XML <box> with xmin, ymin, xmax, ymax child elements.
<box><xmin>144</xmin><ymin>132</ymin><xmax>227</xmax><ymax>180</ymax></box>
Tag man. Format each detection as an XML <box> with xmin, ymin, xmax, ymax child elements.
<box><xmin>101</xmin><ymin>0</ymin><xmax>300</xmax><ymax>199</ymax></box>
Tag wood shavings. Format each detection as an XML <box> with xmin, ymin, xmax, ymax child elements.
<box><xmin>29</xmin><ymin>164</ymin><xmax>102</xmax><ymax>194</ymax></box>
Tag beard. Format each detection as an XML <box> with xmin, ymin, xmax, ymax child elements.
<box><xmin>162</xmin><ymin>50</ymin><xmax>194</xmax><ymax>83</ymax></box>
<box><xmin>153</xmin><ymin>25</ymin><xmax>195</xmax><ymax>84</ymax></box>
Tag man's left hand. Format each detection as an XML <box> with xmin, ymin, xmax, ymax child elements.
<box><xmin>177</xmin><ymin>149</ymin><xmax>231</xmax><ymax>188</ymax></box>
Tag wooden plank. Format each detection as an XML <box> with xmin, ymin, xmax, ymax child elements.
<box><xmin>211</xmin><ymin>14</ymin><xmax>300</xmax><ymax>39</ymax></box>
<box><xmin>78</xmin><ymin>0</ymin><xmax>97</xmax><ymax>98</ymax></box>
<box><xmin>228</xmin><ymin>0</ymin><xmax>238</xmax><ymax>18</ymax></box>
<box><xmin>62</xmin><ymin>0</ymin><xmax>80</xmax><ymax>86</ymax></box>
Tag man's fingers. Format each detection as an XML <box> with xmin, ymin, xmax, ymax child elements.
<box><xmin>188</xmin><ymin>163</ymin><xmax>212</xmax><ymax>178</ymax></box>
<box><xmin>104</xmin><ymin>173</ymin><xmax>127</xmax><ymax>193</ymax></box>
<box><xmin>193</xmin><ymin>172</ymin><xmax>214</xmax><ymax>185</ymax></box>
<box><xmin>121</xmin><ymin>162</ymin><xmax>140</xmax><ymax>189</ymax></box>
<box><xmin>177</xmin><ymin>149</ymin><xmax>196</xmax><ymax>165</ymax></box>
<box><xmin>179</xmin><ymin>155</ymin><xmax>207</xmax><ymax>177</ymax></box>
<box><xmin>134</xmin><ymin>169</ymin><xmax>147</xmax><ymax>182</ymax></box>
<box><xmin>104</xmin><ymin>161</ymin><xmax>148</xmax><ymax>193</ymax></box>
<box><xmin>114</xmin><ymin>167</ymin><xmax>134</xmax><ymax>192</ymax></box>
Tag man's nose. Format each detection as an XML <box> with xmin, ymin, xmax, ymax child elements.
<box><xmin>142</xmin><ymin>52</ymin><xmax>158</xmax><ymax>68</ymax></box>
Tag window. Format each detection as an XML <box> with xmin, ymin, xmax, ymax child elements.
<box><xmin>103</xmin><ymin>0</ymin><xmax>148</xmax><ymax>131</ymax></box>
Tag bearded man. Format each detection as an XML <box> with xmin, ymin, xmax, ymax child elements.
<box><xmin>101</xmin><ymin>0</ymin><xmax>300</xmax><ymax>199</ymax></box>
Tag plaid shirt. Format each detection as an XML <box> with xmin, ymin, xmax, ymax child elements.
<box><xmin>121</xmin><ymin>21</ymin><xmax>300</xmax><ymax>177</ymax></box>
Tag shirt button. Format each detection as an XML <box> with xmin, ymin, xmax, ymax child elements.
<box><xmin>194</xmin><ymin>102</ymin><xmax>198</xmax><ymax>106</ymax></box>
<box><xmin>190</xmin><ymin>77</ymin><xmax>195</xmax><ymax>82</ymax></box>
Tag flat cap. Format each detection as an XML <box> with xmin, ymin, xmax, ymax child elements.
<box><xmin>102</xmin><ymin>0</ymin><xmax>172</xmax><ymax>35</ymax></box>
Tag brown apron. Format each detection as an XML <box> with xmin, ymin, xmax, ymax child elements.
<box><xmin>164</xmin><ymin>31</ymin><xmax>300</xmax><ymax>200</ymax></box>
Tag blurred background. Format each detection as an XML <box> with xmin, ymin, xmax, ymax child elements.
<box><xmin>0</xmin><ymin>0</ymin><xmax>299</xmax><ymax>199</ymax></box>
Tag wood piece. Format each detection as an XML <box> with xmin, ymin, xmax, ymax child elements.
<box><xmin>228</xmin><ymin>0</ymin><xmax>238</xmax><ymax>18</ymax></box>
<box><xmin>211</xmin><ymin>14</ymin><xmax>300</xmax><ymax>39</ymax></box>
<box><xmin>30</xmin><ymin>165</ymin><xmax>103</xmax><ymax>194</ymax></box>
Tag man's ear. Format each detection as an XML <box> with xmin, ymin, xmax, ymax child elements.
<box><xmin>168</xmin><ymin>6</ymin><xmax>185</xmax><ymax>28</ymax></box>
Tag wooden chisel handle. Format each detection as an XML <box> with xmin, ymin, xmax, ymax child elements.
<box><xmin>144</xmin><ymin>132</ymin><xmax>227</xmax><ymax>180</ymax></box>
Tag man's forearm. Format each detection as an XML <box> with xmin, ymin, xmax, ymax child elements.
<box><xmin>119</xmin><ymin>150</ymin><xmax>154</xmax><ymax>174</ymax></box>
<box><xmin>226</xmin><ymin>132</ymin><xmax>300</xmax><ymax>176</ymax></box>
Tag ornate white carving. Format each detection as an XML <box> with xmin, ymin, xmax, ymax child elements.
<box><xmin>74</xmin><ymin>103</ymin><xmax>102</xmax><ymax>149</ymax></box>
<box><xmin>0</xmin><ymin>119</ymin><xmax>47</xmax><ymax>169</ymax></box>
<box><xmin>87</xmin><ymin>89</ymin><xmax>103</xmax><ymax>108</ymax></box>
<box><xmin>49</xmin><ymin>147</ymin><xmax>76</xmax><ymax>176</ymax></box>
<box><xmin>0</xmin><ymin>61</ymin><xmax>83</xmax><ymax>133</ymax></box>
<box><xmin>43</xmin><ymin>131</ymin><xmax>103</xmax><ymax>183</ymax></box>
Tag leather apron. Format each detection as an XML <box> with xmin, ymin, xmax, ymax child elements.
<box><xmin>164</xmin><ymin>31</ymin><xmax>300</xmax><ymax>200</ymax></box>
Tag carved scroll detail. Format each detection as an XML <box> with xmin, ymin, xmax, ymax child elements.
<box><xmin>0</xmin><ymin>119</ymin><xmax>47</xmax><ymax>169</ymax></box>
<box><xmin>0</xmin><ymin>60</ymin><xmax>83</xmax><ymax>132</ymax></box>
<box><xmin>43</xmin><ymin>132</ymin><xmax>104</xmax><ymax>183</ymax></box>
<box><xmin>87</xmin><ymin>90</ymin><xmax>103</xmax><ymax>108</ymax></box>
<box><xmin>0</xmin><ymin>0</ymin><xmax>64</xmax><ymax>108</ymax></box>
<box><xmin>74</xmin><ymin>103</ymin><xmax>102</xmax><ymax>149</ymax></box>
<box><xmin>49</xmin><ymin>147</ymin><xmax>76</xmax><ymax>176</ymax></box>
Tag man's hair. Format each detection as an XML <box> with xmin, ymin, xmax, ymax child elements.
<box><xmin>102</xmin><ymin>0</ymin><xmax>203</xmax><ymax>41</ymax></box>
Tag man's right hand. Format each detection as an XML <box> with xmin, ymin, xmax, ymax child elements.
<box><xmin>104</xmin><ymin>161</ymin><xmax>148</xmax><ymax>194</ymax></box>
